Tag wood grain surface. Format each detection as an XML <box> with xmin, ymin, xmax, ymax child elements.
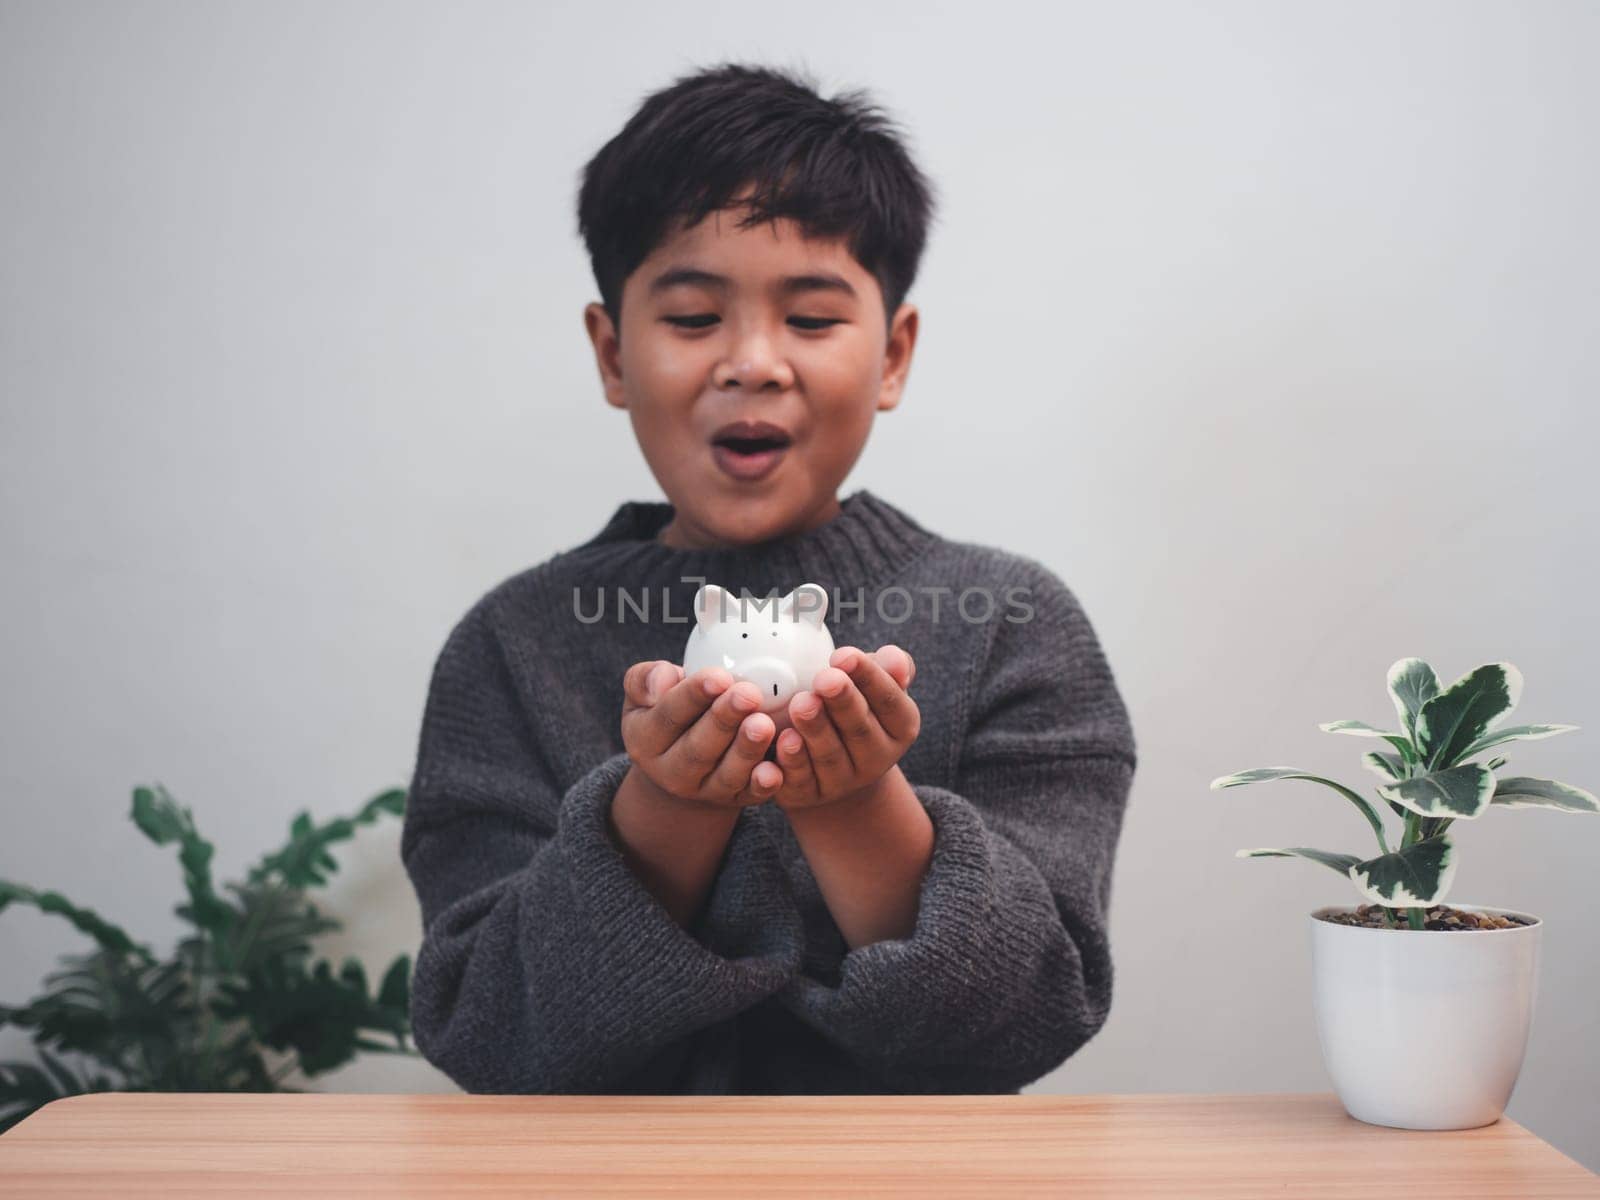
<box><xmin>2</xmin><ymin>1091</ymin><xmax>1596</xmax><ymax>1198</ymax></box>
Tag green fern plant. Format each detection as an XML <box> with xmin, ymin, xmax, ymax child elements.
<box><xmin>1211</xmin><ymin>658</ymin><xmax>1596</xmax><ymax>930</ymax></box>
<box><xmin>0</xmin><ymin>783</ymin><xmax>415</xmax><ymax>1133</ymax></box>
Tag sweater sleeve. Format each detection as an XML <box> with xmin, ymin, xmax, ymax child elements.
<box><xmin>778</xmin><ymin>563</ymin><xmax>1137</xmax><ymax>1093</ymax></box>
<box><xmin>400</xmin><ymin>596</ymin><xmax>802</xmax><ymax>1095</ymax></box>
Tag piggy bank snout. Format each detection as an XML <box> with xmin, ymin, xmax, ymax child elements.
<box><xmin>736</xmin><ymin>657</ymin><xmax>801</xmax><ymax>709</ymax></box>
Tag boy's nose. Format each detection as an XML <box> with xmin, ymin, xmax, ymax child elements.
<box><xmin>713</xmin><ymin>352</ymin><xmax>794</xmax><ymax>392</ymax></box>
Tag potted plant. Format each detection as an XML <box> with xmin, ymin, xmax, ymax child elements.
<box><xmin>0</xmin><ymin>782</ymin><xmax>417</xmax><ymax>1134</ymax></box>
<box><xmin>1211</xmin><ymin>658</ymin><xmax>1596</xmax><ymax>1131</ymax></box>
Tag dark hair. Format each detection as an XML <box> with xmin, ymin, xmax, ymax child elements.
<box><xmin>576</xmin><ymin>61</ymin><xmax>938</xmax><ymax>334</ymax></box>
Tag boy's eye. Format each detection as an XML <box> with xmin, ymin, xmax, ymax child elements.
<box><xmin>662</xmin><ymin>315</ymin><xmax>843</xmax><ymax>331</ymax></box>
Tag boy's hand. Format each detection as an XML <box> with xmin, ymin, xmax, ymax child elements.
<box><xmin>620</xmin><ymin>660</ymin><xmax>782</xmax><ymax>811</ymax></box>
<box><xmin>770</xmin><ymin>645</ymin><xmax>920</xmax><ymax>813</ymax></box>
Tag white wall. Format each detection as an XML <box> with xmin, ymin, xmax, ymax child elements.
<box><xmin>3</xmin><ymin>0</ymin><xmax>1596</xmax><ymax>1170</ymax></box>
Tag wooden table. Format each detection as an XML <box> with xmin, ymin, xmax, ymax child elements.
<box><xmin>2</xmin><ymin>1092</ymin><xmax>1596</xmax><ymax>1197</ymax></box>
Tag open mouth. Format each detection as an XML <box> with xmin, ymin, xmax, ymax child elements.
<box><xmin>710</xmin><ymin>420</ymin><xmax>794</xmax><ymax>481</ymax></box>
<box><xmin>711</xmin><ymin>429</ymin><xmax>791</xmax><ymax>481</ymax></box>
<box><xmin>715</xmin><ymin>435</ymin><xmax>791</xmax><ymax>455</ymax></box>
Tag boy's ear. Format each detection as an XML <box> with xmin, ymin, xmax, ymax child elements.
<box><xmin>584</xmin><ymin>301</ymin><xmax>627</xmax><ymax>409</ymax></box>
<box><xmin>876</xmin><ymin>303</ymin><xmax>919</xmax><ymax>413</ymax></box>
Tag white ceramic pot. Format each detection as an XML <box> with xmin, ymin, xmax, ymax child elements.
<box><xmin>1309</xmin><ymin>902</ymin><xmax>1542</xmax><ymax>1131</ymax></box>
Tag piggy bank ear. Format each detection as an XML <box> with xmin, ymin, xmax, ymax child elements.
<box><xmin>781</xmin><ymin>583</ymin><xmax>829</xmax><ymax>628</ymax></box>
<box><xmin>694</xmin><ymin>584</ymin><xmax>731</xmax><ymax>628</ymax></box>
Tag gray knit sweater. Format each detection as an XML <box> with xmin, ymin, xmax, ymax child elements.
<box><xmin>400</xmin><ymin>489</ymin><xmax>1137</xmax><ymax>1095</ymax></box>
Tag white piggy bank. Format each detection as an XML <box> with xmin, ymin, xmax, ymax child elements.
<box><xmin>681</xmin><ymin>582</ymin><xmax>835</xmax><ymax>733</ymax></box>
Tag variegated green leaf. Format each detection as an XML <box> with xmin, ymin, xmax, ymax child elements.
<box><xmin>1319</xmin><ymin>720</ymin><xmax>1392</xmax><ymax>736</ymax></box>
<box><xmin>1348</xmin><ymin>834</ymin><xmax>1457</xmax><ymax>907</ymax></box>
<box><xmin>1317</xmin><ymin>720</ymin><xmax>1417</xmax><ymax>761</ymax></box>
<box><xmin>1377</xmin><ymin>764</ymin><xmax>1495</xmax><ymax>819</ymax></box>
<box><xmin>1415</xmin><ymin>663</ymin><xmax>1522</xmax><ymax>769</ymax></box>
<box><xmin>0</xmin><ymin>882</ymin><xmax>157</xmax><ymax>965</ymax></box>
<box><xmin>1458</xmin><ymin>724</ymin><xmax>1577</xmax><ymax>761</ymax></box>
<box><xmin>1485</xmin><ymin>755</ymin><xmax>1508</xmax><ymax>771</ymax></box>
<box><xmin>1362</xmin><ymin>751</ymin><xmax>1405</xmax><ymax>781</ymax></box>
<box><xmin>1211</xmin><ymin>767</ymin><xmax>1390</xmax><ymax>852</ymax></box>
<box><xmin>1237</xmin><ymin>847</ymin><xmax>1363</xmax><ymax>874</ymax></box>
<box><xmin>1387</xmin><ymin>658</ymin><xmax>1439</xmax><ymax>747</ymax></box>
<box><xmin>1491</xmin><ymin>776</ymin><xmax>1599</xmax><ymax>814</ymax></box>
<box><xmin>131</xmin><ymin>784</ymin><xmax>235</xmax><ymax>937</ymax></box>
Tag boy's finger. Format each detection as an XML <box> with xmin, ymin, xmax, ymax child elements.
<box><xmin>623</xmin><ymin>660</ymin><xmax>680</xmax><ymax>711</ymax></box>
<box><xmin>702</xmin><ymin>709</ymin><xmax>775</xmax><ymax>796</ymax></box>
<box><xmin>838</xmin><ymin>651</ymin><xmax>919</xmax><ymax>743</ymax></box>
<box><xmin>745</xmin><ymin>759</ymin><xmax>783</xmax><ymax>799</ymax></box>
<box><xmin>660</xmin><ymin>679</ymin><xmax>760</xmax><ymax>781</ymax></box>
<box><xmin>813</xmin><ymin>664</ymin><xmax>885</xmax><ymax>751</ymax></box>
<box><xmin>873</xmin><ymin>644</ymin><xmax>915</xmax><ymax>689</ymax></box>
<box><xmin>790</xmin><ymin>689</ymin><xmax>854</xmax><ymax>793</ymax></box>
<box><xmin>636</xmin><ymin>666</ymin><xmax>729</xmax><ymax>758</ymax></box>
<box><xmin>654</xmin><ymin>661</ymin><xmax>687</xmax><ymax>701</ymax></box>
<box><xmin>774</xmin><ymin>727</ymin><xmax>817</xmax><ymax>802</ymax></box>
<box><xmin>620</xmin><ymin>661</ymin><xmax>656</xmax><ymax>710</ymax></box>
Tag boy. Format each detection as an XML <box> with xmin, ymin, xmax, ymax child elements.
<box><xmin>400</xmin><ymin>62</ymin><xmax>1137</xmax><ymax>1095</ymax></box>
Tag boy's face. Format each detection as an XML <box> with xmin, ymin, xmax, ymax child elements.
<box><xmin>584</xmin><ymin>200</ymin><xmax>918</xmax><ymax>550</ymax></box>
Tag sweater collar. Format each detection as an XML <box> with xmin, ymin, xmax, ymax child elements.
<box><xmin>567</xmin><ymin>488</ymin><xmax>937</xmax><ymax>595</ymax></box>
